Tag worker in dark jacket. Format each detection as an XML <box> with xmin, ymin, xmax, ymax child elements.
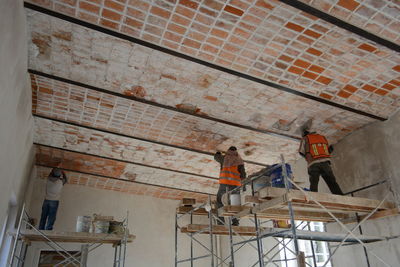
<box><xmin>299</xmin><ymin>130</ymin><xmax>343</xmax><ymax>195</ymax></box>
<box><xmin>214</xmin><ymin>146</ymin><xmax>246</xmax><ymax>226</ymax></box>
<box><xmin>39</xmin><ymin>166</ymin><xmax>67</xmax><ymax>230</ymax></box>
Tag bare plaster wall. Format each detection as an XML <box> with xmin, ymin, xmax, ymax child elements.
<box><xmin>25</xmin><ymin>178</ymin><xmax>211</xmax><ymax>267</ymax></box>
<box><xmin>327</xmin><ymin>110</ymin><xmax>400</xmax><ymax>267</ymax></box>
<box><xmin>0</xmin><ymin>0</ymin><xmax>34</xmax><ymax>228</ymax></box>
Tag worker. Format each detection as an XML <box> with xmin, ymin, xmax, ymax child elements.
<box><xmin>214</xmin><ymin>146</ymin><xmax>246</xmax><ymax>226</ymax></box>
<box><xmin>299</xmin><ymin>130</ymin><xmax>343</xmax><ymax>195</ymax></box>
<box><xmin>39</xmin><ymin>164</ymin><xmax>67</xmax><ymax>230</ymax></box>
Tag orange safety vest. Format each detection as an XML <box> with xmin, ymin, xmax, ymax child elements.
<box><xmin>306</xmin><ymin>134</ymin><xmax>331</xmax><ymax>159</ymax></box>
<box><xmin>219</xmin><ymin>166</ymin><xmax>241</xmax><ymax>186</ymax></box>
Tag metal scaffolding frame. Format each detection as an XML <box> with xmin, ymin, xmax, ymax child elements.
<box><xmin>8</xmin><ymin>204</ymin><xmax>130</xmax><ymax>267</ymax></box>
<box><xmin>175</xmin><ymin>154</ymin><xmax>399</xmax><ymax>267</ymax></box>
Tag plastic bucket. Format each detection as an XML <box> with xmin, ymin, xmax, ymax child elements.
<box><xmin>230</xmin><ymin>194</ymin><xmax>241</xmax><ymax>206</ymax></box>
<box><xmin>94</xmin><ymin>220</ymin><xmax>110</xmax><ymax>234</ymax></box>
<box><xmin>76</xmin><ymin>216</ymin><xmax>91</xmax><ymax>232</ymax></box>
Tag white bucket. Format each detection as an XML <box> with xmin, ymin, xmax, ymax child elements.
<box><xmin>230</xmin><ymin>194</ymin><xmax>241</xmax><ymax>206</ymax></box>
<box><xmin>94</xmin><ymin>221</ymin><xmax>110</xmax><ymax>234</ymax></box>
<box><xmin>76</xmin><ymin>216</ymin><xmax>91</xmax><ymax>232</ymax></box>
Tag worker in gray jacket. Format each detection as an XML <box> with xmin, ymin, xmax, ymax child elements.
<box><xmin>39</xmin><ymin>166</ymin><xmax>67</xmax><ymax>230</ymax></box>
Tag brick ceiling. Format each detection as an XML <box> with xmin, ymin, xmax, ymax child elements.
<box><xmin>25</xmin><ymin>0</ymin><xmax>400</xmax><ymax>200</ymax></box>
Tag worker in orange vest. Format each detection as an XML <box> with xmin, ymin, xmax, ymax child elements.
<box><xmin>214</xmin><ymin>146</ymin><xmax>246</xmax><ymax>226</ymax></box>
<box><xmin>299</xmin><ymin>130</ymin><xmax>343</xmax><ymax>195</ymax></box>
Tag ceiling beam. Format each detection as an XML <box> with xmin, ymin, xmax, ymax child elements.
<box><xmin>34</xmin><ymin>143</ymin><xmax>219</xmax><ymax>180</ymax></box>
<box><xmin>36</xmin><ymin>163</ymin><xmax>215</xmax><ymax>196</ymax></box>
<box><xmin>33</xmin><ymin>114</ymin><xmax>267</xmax><ymax>167</ymax></box>
<box><xmin>30</xmin><ymin>69</ymin><xmax>300</xmax><ymax>142</ymax></box>
<box><xmin>25</xmin><ymin>3</ymin><xmax>386</xmax><ymax>122</ymax></box>
<box><xmin>277</xmin><ymin>0</ymin><xmax>400</xmax><ymax>53</ymax></box>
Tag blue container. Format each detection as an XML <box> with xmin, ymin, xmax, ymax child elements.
<box><xmin>266</xmin><ymin>164</ymin><xmax>293</xmax><ymax>189</ymax></box>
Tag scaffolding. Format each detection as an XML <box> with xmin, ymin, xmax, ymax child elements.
<box><xmin>8</xmin><ymin>205</ymin><xmax>134</xmax><ymax>267</ymax></box>
<box><xmin>175</xmin><ymin>155</ymin><xmax>400</xmax><ymax>267</ymax></box>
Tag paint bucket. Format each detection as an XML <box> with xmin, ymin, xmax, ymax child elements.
<box><xmin>230</xmin><ymin>194</ymin><xmax>241</xmax><ymax>206</ymax></box>
<box><xmin>76</xmin><ymin>216</ymin><xmax>91</xmax><ymax>232</ymax></box>
<box><xmin>94</xmin><ymin>220</ymin><xmax>110</xmax><ymax>234</ymax></box>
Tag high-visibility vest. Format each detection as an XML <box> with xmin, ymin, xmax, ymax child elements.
<box><xmin>306</xmin><ymin>134</ymin><xmax>331</xmax><ymax>159</ymax></box>
<box><xmin>219</xmin><ymin>166</ymin><xmax>241</xmax><ymax>186</ymax></box>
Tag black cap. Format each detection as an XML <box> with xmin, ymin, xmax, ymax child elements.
<box><xmin>302</xmin><ymin>130</ymin><xmax>310</xmax><ymax>137</ymax></box>
<box><xmin>228</xmin><ymin>146</ymin><xmax>237</xmax><ymax>151</ymax></box>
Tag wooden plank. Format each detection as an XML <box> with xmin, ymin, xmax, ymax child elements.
<box><xmin>258</xmin><ymin>187</ymin><xmax>395</xmax><ymax>211</ymax></box>
<box><xmin>252</xmin><ymin>195</ymin><xmax>288</xmax><ymax>213</ymax></box>
<box><xmin>183</xmin><ymin>224</ymin><xmax>259</xmax><ymax>236</ymax></box>
<box><xmin>218</xmin><ymin>205</ymin><xmax>251</xmax><ymax>216</ymax></box>
<box><xmin>176</xmin><ymin>206</ymin><xmax>217</xmax><ymax>215</ymax></box>
<box><xmin>255</xmin><ymin>209</ymin><xmax>349</xmax><ymax>222</ymax></box>
<box><xmin>180</xmin><ymin>198</ymin><xmax>196</xmax><ymax>206</ymax></box>
<box><xmin>345</xmin><ymin>208</ymin><xmax>400</xmax><ymax>224</ymax></box>
<box><xmin>16</xmin><ymin>230</ymin><xmax>135</xmax><ymax>244</ymax></box>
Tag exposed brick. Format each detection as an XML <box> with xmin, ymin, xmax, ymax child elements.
<box><xmin>102</xmin><ymin>8</ymin><xmax>122</xmax><ymax>21</ymax></box>
<box><xmin>338</xmin><ymin>0</ymin><xmax>360</xmax><ymax>11</ymax></box>
<box><xmin>304</xmin><ymin>29</ymin><xmax>322</xmax><ymax>39</ymax></box>
<box><xmin>183</xmin><ymin>38</ymin><xmax>201</xmax><ymax>49</ymax></box>
<box><xmin>175</xmin><ymin>6</ymin><xmax>195</xmax><ymax>18</ymax></box>
<box><xmin>124</xmin><ymin>17</ymin><xmax>143</xmax><ymax>29</ymax></box>
<box><xmin>293</xmin><ymin>59</ymin><xmax>311</xmax><ymax>69</ymax></box>
<box><xmin>362</xmin><ymin>84</ymin><xmax>377</xmax><ymax>92</ymax></box>
<box><xmin>358</xmin><ymin>43</ymin><xmax>377</xmax><ymax>53</ymax></box>
<box><xmin>255</xmin><ymin>0</ymin><xmax>274</xmax><ymax>10</ymax></box>
<box><xmin>305</xmin><ymin>49</ymin><xmax>320</xmax><ymax>59</ymax></box>
<box><xmin>288</xmin><ymin>66</ymin><xmax>304</xmax><ymax>75</ymax></box>
<box><xmin>206</xmin><ymin>37</ymin><xmax>223</xmax><ymax>47</ymax></box>
<box><xmin>151</xmin><ymin>6</ymin><xmax>171</xmax><ymax>19</ymax></box>
<box><xmin>278</xmin><ymin>55</ymin><xmax>294</xmax><ymax>63</ymax></box>
<box><xmin>104</xmin><ymin>0</ymin><xmax>125</xmax><ymax>12</ymax></box>
<box><xmin>179</xmin><ymin>0</ymin><xmax>198</xmax><ymax>10</ymax></box>
<box><xmin>316</xmin><ymin>76</ymin><xmax>333</xmax><ymax>85</ymax></box>
<box><xmin>319</xmin><ymin>92</ymin><xmax>333</xmax><ymax>100</ymax></box>
<box><xmin>79</xmin><ymin>1</ymin><xmax>100</xmax><ymax>14</ymax></box>
<box><xmin>389</xmin><ymin>79</ymin><xmax>400</xmax><ymax>86</ymax></box>
<box><xmin>382</xmin><ymin>83</ymin><xmax>396</xmax><ymax>91</ymax></box>
<box><xmin>285</xmin><ymin>22</ymin><xmax>304</xmax><ymax>32</ymax></box>
<box><xmin>343</xmin><ymin>84</ymin><xmax>358</xmax><ymax>93</ymax></box>
<box><xmin>375</xmin><ymin>89</ymin><xmax>388</xmax><ymax>96</ymax></box>
<box><xmin>210</xmin><ymin>28</ymin><xmax>229</xmax><ymax>39</ymax></box>
<box><xmin>172</xmin><ymin>14</ymin><xmax>191</xmax><ymax>26</ymax></box>
<box><xmin>164</xmin><ymin>31</ymin><xmax>183</xmax><ymax>42</ymax></box>
<box><xmin>303</xmin><ymin>71</ymin><xmax>318</xmax><ymax>80</ymax></box>
<box><xmin>167</xmin><ymin>23</ymin><xmax>186</xmax><ymax>35</ymax></box>
<box><xmin>204</xmin><ymin>95</ymin><xmax>217</xmax><ymax>101</ymax></box>
<box><xmin>393</xmin><ymin>65</ymin><xmax>400</xmax><ymax>72</ymax></box>
<box><xmin>337</xmin><ymin>90</ymin><xmax>351</xmax><ymax>98</ymax></box>
<box><xmin>309</xmin><ymin>65</ymin><xmax>324</xmax><ymax>73</ymax></box>
<box><xmin>224</xmin><ymin>5</ymin><xmax>244</xmax><ymax>16</ymax></box>
<box><xmin>100</xmin><ymin>18</ymin><xmax>119</xmax><ymax>29</ymax></box>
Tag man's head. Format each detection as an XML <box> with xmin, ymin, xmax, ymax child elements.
<box><xmin>228</xmin><ymin>146</ymin><xmax>237</xmax><ymax>151</ymax></box>
<box><xmin>53</xmin><ymin>168</ymin><xmax>62</xmax><ymax>178</ymax></box>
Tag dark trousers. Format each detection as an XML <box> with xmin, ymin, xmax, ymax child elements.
<box><xmin>308</xmin><ymin>161</ymin><xmax>343</xmax><ymax>195</ymax></box>
<box><xmin>216</xmin><ymin>184</ymin><xmax>239</xmax><ymax>225</ymax></box>
<box><xmin>39</xmin><ymin>200</ymin><xmax>59</xmax><ymax>230</ymax></box>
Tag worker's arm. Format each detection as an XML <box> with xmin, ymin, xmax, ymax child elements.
<box><xmin>61</xmin><ymin>171</ymin><xmax>68</xmax><ymax>185</ymax></box>
<box><xmin>214</xmin><ymin>152</ymin><xmax>224</xmax><ymax>165</ymax></box>
<box><xmin>238</xmin><ymin>165</ymin><xmax>246</xmax><ymax>179</ymax></box>
<box><xmin>298</xmin><ymin>138</ymin><xmax>306</xmax><ymax>158</ymax></box>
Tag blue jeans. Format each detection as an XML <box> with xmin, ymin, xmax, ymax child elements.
<box><xmin>39</xmin><ymin>200</ymin><xmax>59</xmax><ymax>230</ymax></box>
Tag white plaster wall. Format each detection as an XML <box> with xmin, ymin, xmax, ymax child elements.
<box><xmin>0</xmin><ymin>0</ymin><xmax>34</xmax><ymax>229</ymax></box>
<box><xmin>327</xmin><ymin>110</ymin><xmax>400</xmax><ymax>267</ymax></box>
<box><xmin>25</xmin><ymin>178</ymin><xmax>212</xmax><ymax>267</ymax></box>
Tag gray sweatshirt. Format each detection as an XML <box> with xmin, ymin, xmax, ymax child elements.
<box><xmin>45</xmin><ymin>169</ymin><xmax>67</xmax><ymax>201</ymax></box>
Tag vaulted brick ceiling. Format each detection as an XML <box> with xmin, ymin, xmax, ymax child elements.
<box><xmin>25</xmin><ymin>0</ymin><xmax>400</xmax><ymax>200</ymax></box>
